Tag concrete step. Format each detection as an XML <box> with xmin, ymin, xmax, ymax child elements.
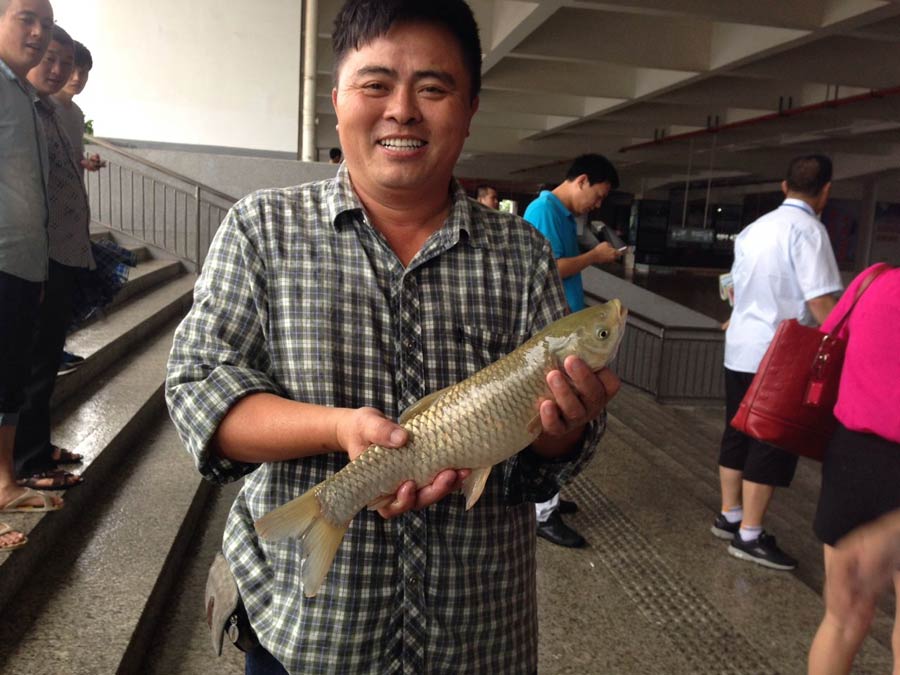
<box><xmin>0</xmin><ymin>407</ymin><xmax>213</xmax><ymax>675</ymax></box>
<box><xmin>90</xmin><ymin>228</ymin><xmax>151</xmax><ymax>263</ymax></box>
<box><xmin>52</xmin><ymin>273</ymin><xmax>195</xmax><ymax>408</ymax></box>
<box><xmin>0</xmin><ymin>320</ymin><xmax>185</xmax><ymax>617</ymax></box>
<box><xmin>146</xmin><ymin>482</ymin><xmax>245</xmax><ymax>675</ymax></box>
<box><xmin>103</xmin><ymin>258</ymin><xmax>184</xmax><ymax>310</ymax></box>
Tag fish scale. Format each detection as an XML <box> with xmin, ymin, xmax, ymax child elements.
<box><xmin>255</xmin><ymin>299</ymin><xmax>627</xmax><ymax>597</ymax></box>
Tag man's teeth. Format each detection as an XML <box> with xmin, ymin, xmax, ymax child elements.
<box><xmin>380</xmin><ymin>139</ymin><xmax>425</xmax><ymax>150</ymax></box>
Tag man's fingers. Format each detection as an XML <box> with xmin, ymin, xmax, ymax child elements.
<box><xmin>367</xmin><ymin>414</ymin><xmax>408</xmax><ymax>448</ymax></box>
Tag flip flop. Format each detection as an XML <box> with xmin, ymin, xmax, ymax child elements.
<box><xmin>0</xmin><ymin>488</ymin><xmax>63</xmax><ymax>513</ymax></box>
<box><xmin>17</xmin><ymin>469</ymin><xmax>83</xmax><ymax>490</ymax></box>
<box><xmin>51</xmin><ymin>446</ymin><xmax>84</xmax><ymax>465</ymax></box>
<box><xmin>0</xmin><ymin>523</ymin><xmax>27</xmax><ymax>551</ymax></box>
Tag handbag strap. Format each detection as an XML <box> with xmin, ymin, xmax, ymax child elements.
<box><xmin>827</xmin><ymin>264</ymin><xmax>892</xmax><ymax>337</ymax></box>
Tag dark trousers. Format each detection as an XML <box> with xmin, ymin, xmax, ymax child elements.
<box><xmin>14</xmin><ymin>260</ymin><xmax>77</xmax><ymax>476</ymax></box>
<box><xmin>245</xmin><ymin>645</ymin><xmax>289</xmax><ymax>675</ymax></box>
<box><xmin>0</xmin><ymin>271</ymin><xmax>42</xmax><ymax>423</ymax></box>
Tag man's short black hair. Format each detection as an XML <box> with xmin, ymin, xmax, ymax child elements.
<box><xmin>785</xmin><ymin>155</ymin><xmax>832</xmax><ymax>197</ymax></box>
<box><xmin>476</xmin><ymin>185</ymin><xmax>496</xmax><ymax>199</ymax></box>
<box><xmin>565</xmin><ymin>154</ymin><xmax>620</xmax><ymax>190</ymax></box>
<box><xmin>73</xmin><ymin>41</ymin><xmax>93</xmax><ymax>70</ymax></box>
<box><xmin>329</xmin><ymin>147</ymin><xmax>343</xmax><ymax>161</ymax></box>
<box><xmin>332</xmin><ymin>0</ymin><xmax>482</xmax><ymax>101</ymax></box>
<box><xmin>52</xmin><ymin>25</ymin><xmax>74</xmax><ymax>50</ymax></box>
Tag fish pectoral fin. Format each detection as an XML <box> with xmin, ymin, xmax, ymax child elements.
<box><xmin>527</xmin><ymin>414</ymin><xmax>543</xmax><ymax>437</ymax></box>
<box><xmin>367</xmin><ymin>494</ymin><xmax>394</xmax><ymax>511</ymax></box>
<box><xmin>461</xmin><ymin>467</ymin><xmax>492</xmax><ymax>511</ymax></box>
<box><xmin>399</xmin><ymin>386</ymin><xmax>452</xmax><ymax>424</ymax></box>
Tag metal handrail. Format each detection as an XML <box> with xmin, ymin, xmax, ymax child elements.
<box><xmin>83</xmin><ymin>137</ymin><xmax>238</xmax><ymax>270</ymax></box>
<box><xmin>85</xmin><ymin>135</ymin><xmax>238</xmax><ymax>203</ymax></box>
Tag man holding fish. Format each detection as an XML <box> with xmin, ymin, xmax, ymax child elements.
<box><xmin>166</xmin><ymin>1</ymin><xmax>623</xmax><ymax>672</ymax></box>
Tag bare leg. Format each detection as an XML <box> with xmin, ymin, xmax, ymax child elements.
<box><xmin>893</xmin><ymin>570</ymin><xmax>900</xmax><ymax>675</ymax></box>
<box><xmin>808</xmin><ymin>545</ymin><xmax>876</xmax><ymax>675</ymax></box>
<box><xmin>741</xmin><ymin>479</ymin><xmax>775</xmax><ymax>528</ymax></box>
<box><xmin>719</xmin><ymin>465</ymin><xmax>743</xmax><ymax>511</ymax></box>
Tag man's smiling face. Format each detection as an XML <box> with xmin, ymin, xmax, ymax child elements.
<box><xmin>331</xmin><ymin>20</ymin><xmax>478</xmax><ymax>201</ymax></box>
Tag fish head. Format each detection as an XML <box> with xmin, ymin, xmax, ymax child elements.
<box><xmin>542</xmin><ymin>299</ymin><xmax>628</xmax><ymax>371</ymax></box>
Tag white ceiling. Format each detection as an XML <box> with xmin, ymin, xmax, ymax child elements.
<box><xmin>313</xmin><ymin>0</ymin><xmax>900</xmax><ymax>192</ymax></box>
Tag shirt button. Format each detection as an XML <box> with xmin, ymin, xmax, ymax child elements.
<box><xmin>407</xmin><ymin>575</ymin><xmax>419</xmax><ymax>589</ymax></box>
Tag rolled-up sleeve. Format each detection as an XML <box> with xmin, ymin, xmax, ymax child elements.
<box><xmin>165</xmin><ymin>199</ymin><xmax>280</xmax><ymax>484</ymax></box>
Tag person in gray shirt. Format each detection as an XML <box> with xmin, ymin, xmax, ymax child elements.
<box><xmin>0</xmin><ymin>0</ymin><xmax>63</xmax><ymax>523</ymax></box>
<box><xmin>15</xmin><ymin>24</ymin><xmax>94</xmax><ymax>490</ymax></box>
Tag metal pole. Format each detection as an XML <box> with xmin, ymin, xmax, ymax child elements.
<box><xmin>194</xmin><ymin>186</ymin><xmax>201</xmax><ymax>266</ymax></box>
<box><xmin>702</xmin><ymin>133</ymin><xmax>718</xmax><ymax>229</ymax></box>
<box><xmin>681</xmin><ymin>138</ymin><xmax>694</xmax><ymax>228</ymax></box>
<box><xmin>301</xmin><ymin>0</ymin><xmax>319</xmax><ymax>161</ymax></box>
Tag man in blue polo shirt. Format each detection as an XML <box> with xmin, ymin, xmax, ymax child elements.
<box><xmin>524</xmin><ymin>153</ymin><xmax>621</xmax><ymax>547</ymax></box>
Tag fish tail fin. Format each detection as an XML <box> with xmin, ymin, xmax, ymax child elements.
<box><xmin>254</xmin><ymin>489</ymin><xmax>349</xmax><ymax>597</ymax></box>
<box><xmin>300</xmin><ymin>516</ymin><xmax>349</xmax><ymax>598</ymax></box>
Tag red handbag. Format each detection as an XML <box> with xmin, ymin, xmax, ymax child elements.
<box><xmin>730</xmin><ymin>265</ymin><xmax>889</xmax><ymax>461</ymax></box>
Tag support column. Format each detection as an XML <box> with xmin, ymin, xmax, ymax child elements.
<box><xmin>301</xmin><ymin>0</ymin><xmax>319</xmax><ymax>162</ymax></box>
<box><xmin>856</xmin><ymin>177</ymin><xmax>877</xmax><ymax>272</ymax></box>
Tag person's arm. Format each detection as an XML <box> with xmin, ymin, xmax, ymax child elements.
<box><xmin>212</xmin><ymin>393</ymin><xmax>466</xmax><ymax>518</ymax></box>
<box><xmin>807</xmin><ymin>293</ymin><xmax>837</xmax><ymax>326</ymax></box>
<box><xmin>555</xmin><ymin>242</ymin><xmax>622</xmax><ymax>279</ymax></box>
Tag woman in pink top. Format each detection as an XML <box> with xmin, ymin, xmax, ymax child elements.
<box><xmin>809</xmin><ymin>262</ymin><xmax>899</xmax><ymax>675</ymax></box>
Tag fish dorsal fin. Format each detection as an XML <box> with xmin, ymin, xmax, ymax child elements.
<box><xmin>461</xmin><ymin>467</ymin><xmax>492</xmax><ymax>510</ymax></box>
<box><xmin>399</xmin><ymin>386</ymin><xmax>452</xmax><ymax>424</ymax></box>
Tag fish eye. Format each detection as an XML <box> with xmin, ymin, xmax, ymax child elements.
<box><xmin>597</xmin><ymin>328</ymin><xmax>610</xmax><ymax>340</ymax></box>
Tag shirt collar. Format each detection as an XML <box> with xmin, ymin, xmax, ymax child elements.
<box><xmin>781</xmin><ymin>198</ymin><xmax>816</xmax><ymax>217</ymax></box>
<box><xmin>326</xmin><ymin>164</ymin><xmax>491</xmax><ymax>249</ymax></box>
<box><xmin>0</xmin><ymin>57</ymin><xmax>36</xmax><ymax>97</ymax></box>
<box><xmin>541</xmin><ymin>189</ymin><xmax>575</xmax><ymax>219</ymax></box>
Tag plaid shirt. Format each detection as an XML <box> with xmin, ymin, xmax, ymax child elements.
<box><xmin>166</xmin><ymin>166</ymin><xmax>605</xmax><ymax>674</ymax></box>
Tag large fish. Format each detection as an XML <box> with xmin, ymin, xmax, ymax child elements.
<box><xmin>255</xmin><ymin>299</ymin><xmax>627</xmax><ymax>596</ymax></box>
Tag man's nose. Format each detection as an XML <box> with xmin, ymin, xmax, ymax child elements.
<box><xmin>385</xmin><ymin>87</ymin><xmax>421</xmax><ymax>125</ymax></box>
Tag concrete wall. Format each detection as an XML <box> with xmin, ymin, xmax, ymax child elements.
<box><xmin>125</xmin><ymin>147</ymin><xmax>338</xmax><ymax>200</ymax></box>
<box><xmin>54</xmin><ymin>1</ymin><xmax>303</xmax><ymax>154</ymax></box>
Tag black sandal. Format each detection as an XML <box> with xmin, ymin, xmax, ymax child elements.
<box><xmin>51</xmin><ymin>446</ymin><xmax>84</xmax><ymax>465</ymax></box>
<box><xmin>16</xmin><ymin>469</ymin><xmax>84</xmax><ymax>490</ymax></box>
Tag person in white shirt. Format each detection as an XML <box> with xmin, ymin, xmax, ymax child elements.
<box><xmin>711</xmin><ymin>155</ymin><xmax>842</xmax><ymax>571</ymax></box>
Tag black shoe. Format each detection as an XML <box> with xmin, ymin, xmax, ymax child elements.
<box><xmin>536</xmin><ymin>511</ymin><xmax>586</xmax><ymax>548</ymax></box>
<box><xmin>558</xmin><ymin>499</ymin><xmax>578</xmax><ymax>515</ymax></box>
<box><xmin>728</xmin><ymin>531</ymin><xmax>797</xmax><ymax>570</ymax></box>
<box><xmin>58</xmin><ymin>351</ymin><xmax>85</xmax><ymax>375</ymax></box>
<box><xmin>710</xmin><ymin>514</ymin><xmax>740</xmax><ymax>540</ymax></box>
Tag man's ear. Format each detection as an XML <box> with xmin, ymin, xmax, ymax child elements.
<box><xmin>781</xmin><ymin>180</ymin><xmax>789</xmax><ymax>197</ymax></box>
<box><xmin>576</xmin><ymin>174</ymin><xmax>590</xmax><ymax>189</ymax></box>
<box><xmin>332</xmin><ymin>88</ymin><xmax>339</xmax><ymax>118</ymax></box>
